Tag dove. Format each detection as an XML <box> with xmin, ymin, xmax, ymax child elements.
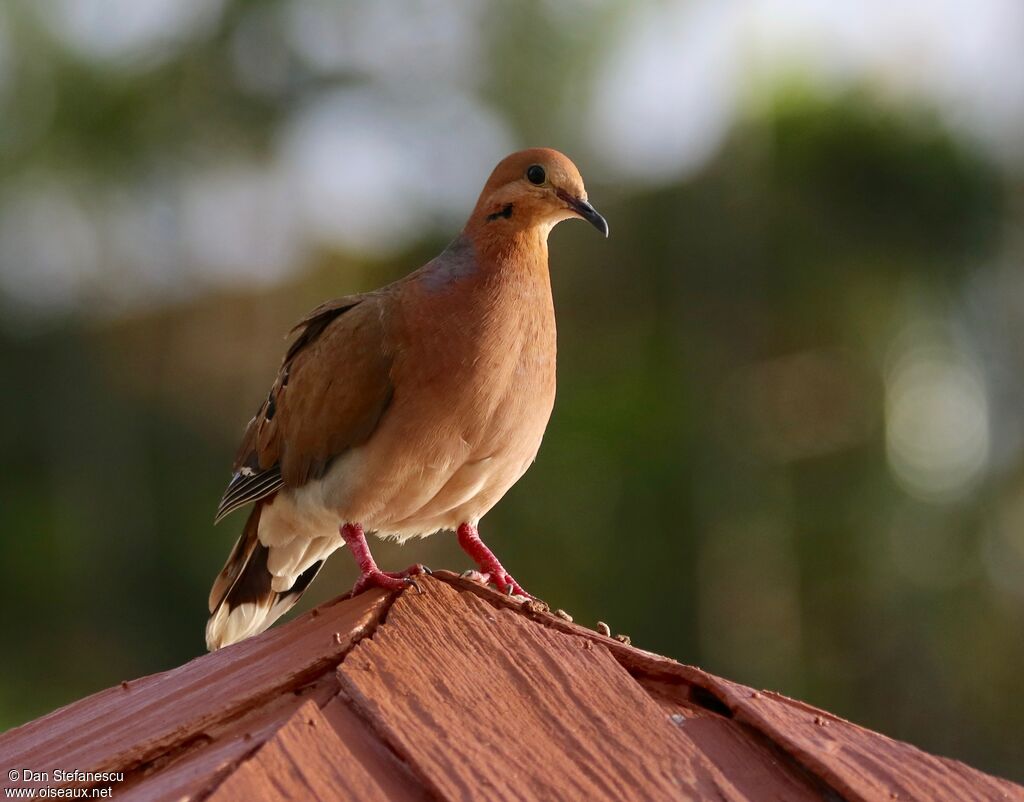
<box><xmin>206</xmin><ymin>148</ymin><xmax>608</xmax><ymax>650</ymax></box>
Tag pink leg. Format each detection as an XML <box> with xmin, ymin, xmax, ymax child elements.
<box><xmin>341</xmin><ymin>523</ymin><xmax>428</xmax><ymax>594</ymax></box>
<box><xmin>456</xmin><ymin>523</ymin><xmax>530</xmax><ymax>598</ymax></box>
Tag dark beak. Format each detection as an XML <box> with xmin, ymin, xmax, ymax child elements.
<box><xmin>557</xmin><ymin>190</ymin><xmax>609</xmax><ymax>237</ymax></box>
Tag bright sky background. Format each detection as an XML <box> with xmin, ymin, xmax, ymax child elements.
<box><xmin>591</xmin><ymin>0</ymin><xmax>1024</xmax><ymax>180</ymax></box>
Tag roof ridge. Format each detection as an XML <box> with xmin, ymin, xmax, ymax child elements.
<box><xmin>1</xmin><ymin>573</ymin><xmax>1020</xmax><ymax>801</ymax></box>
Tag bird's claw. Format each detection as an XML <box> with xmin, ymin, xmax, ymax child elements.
<box><xmin>458</xmin><ymin>566</ymin><xmax>531</xmax><ymax>598</ymax></box>
<box><xmin>351</xmin><ymin>570</ymin><xmax>410</xmax><ymax>595</ymax></box>
<box><xmin>485</xmin><ymin>570</ymin><xmax>531</xmax><ymax>599</ymax></box>
<box><xmin>352</xmin><ymin>564</ymin><xmax>430</xmax><ymax>595</ymax></box>
<box><xmin>381</xmin><ymin>563</ymin><xmax>430</xmax><ymax>579</ymax></box>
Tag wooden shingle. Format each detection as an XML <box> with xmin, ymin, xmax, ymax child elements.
<box><xmin>1</xmin><ymin>573</ymin><xmax>1020</xmax><ymax>801</ymax></box>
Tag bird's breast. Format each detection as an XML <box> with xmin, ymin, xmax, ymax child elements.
<box><xmin>316</xmin><ymin>257</ymin><xmax>559</xmax><ymax>533</ymax></box>
<box><xmin>398</xmin><ymin>265</ymin><xmax>557</xmax><ymax>430</ymax></box>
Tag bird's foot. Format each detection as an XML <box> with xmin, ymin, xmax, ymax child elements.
<box><xmin>456</xmin><ymin>523</ymin><xmax>532</xmax><ymax>598</ymax></box>
<box><xmin>460</xmin><ymin>569</ymin><xmax>490</xmax><ymax>585</ymax></box>
<box><xmin>382</xmin><ymin>564</ymin><xmax>431</xmax><ymax>580</ymax></box>
<box><xmin>342</xmin><ymin>523</ymin><xmax>429</xmax><ymax>596</ymax></box>
<box><xmin>484</xmin><ymin>568</ymin><xmax>530</xmax><ymax>599</ymax></box>
<box><xmin>351</xmin><ymin>564</ymin><xmax>429</xmax><ymax>595</ymax></box>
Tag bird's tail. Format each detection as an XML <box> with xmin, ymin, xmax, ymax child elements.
<box><xmin>205</xmin><ymin>499</ymin><xmax>325</xmax><ymax>651</ymax></box>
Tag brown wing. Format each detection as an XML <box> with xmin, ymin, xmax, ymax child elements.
<box><xmin>214</xmin><ymin>293</ymin><xmax>394</xmax><ymax>522</ymax></box>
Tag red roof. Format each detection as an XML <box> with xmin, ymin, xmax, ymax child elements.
<box><xmin>1</xmin><ymin>572</ymin><xmax>1020</xmax><ymax>801</ymax></box>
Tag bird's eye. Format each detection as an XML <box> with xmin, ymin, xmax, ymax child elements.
<box><xmin>526</xmin><ymin>164</ymin><xmax>546</xmax><ymax>185</ymax></box>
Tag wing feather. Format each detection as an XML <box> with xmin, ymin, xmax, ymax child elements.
<box><xmin>214</xmin><ymin>466</ymin><xmax>283</xmax><ymax>524</ymax></box>
<box><xmin>214</xmin><ymin>292</ymin><xmax>395</xmax><ymax>521</ymax></box>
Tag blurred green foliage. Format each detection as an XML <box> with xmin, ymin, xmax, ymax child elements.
<box><xmin>0</xmin><ymin>0</ymin><xmax>1021</xmax><ymax>783</ymax></box>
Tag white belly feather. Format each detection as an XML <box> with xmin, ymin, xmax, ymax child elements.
<box><xmin>255</xmin><ymin>439</ymin><xmax>535</xmax><ymax>592</ymax></box>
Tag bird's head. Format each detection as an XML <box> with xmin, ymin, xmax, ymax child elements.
<box><xmin>467</xmin><ymin>148</ymin><xmax>608</xmax><ymax>239</ymax></box>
